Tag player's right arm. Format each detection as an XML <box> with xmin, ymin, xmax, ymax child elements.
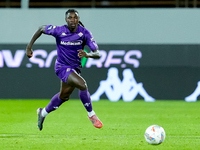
<box><xmin>26</xmin><ymin>25</ymin><xmax>46</xmax><ymax>58</ymax></box>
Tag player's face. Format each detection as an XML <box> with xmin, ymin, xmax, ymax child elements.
<box><xmin>66</xmin><ymin>12</ymin><xmax>79</xmax><ymax>32</ymax></box>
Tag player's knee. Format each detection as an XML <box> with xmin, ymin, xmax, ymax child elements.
<box><xmin>79</xmin><ymin>82</ymin><xmax>88</xmax><ymax>91</ymax></box>
<box><xmin>59</xmin><ymin>93</ymin><xmax>70</xmax><ymax>101</ymax></box>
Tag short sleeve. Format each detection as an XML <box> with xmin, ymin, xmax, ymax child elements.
<box><xmin>84</xmin><ymin>29</ymin><xmax>99</xmax><ymax>51</ymax></box>
<box><xmin>45</xmin><ymin>25</ymin><xmax>59</xmax><ymax>37</ymax></box>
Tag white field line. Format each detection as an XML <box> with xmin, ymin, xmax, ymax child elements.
<box><xmin>1</xmin><ymin>134</ymin><xmax>200</xmax><ymax>138</ymax></box>
<box><xmin>0</xmin><ymin>134</ymin><xmax>139</xmax><ymax>138</ymax></box>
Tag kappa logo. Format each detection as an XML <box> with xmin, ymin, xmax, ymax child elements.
<box><xmin>61</xmin><ymin>32</ymin><xmax>67</xmax><ymax>36</ymax></box>
<box><xmin>91</xmin><ymin>67</ymin><xmax>155</xmax><ymax>102</ymax></box>
<box><xmin>53</xmin><ymin>106</ymin><xmax>59</xmax><ymax>109</ymax></box>
<box><xmin>90</xmin><ymin>37</ymin><xmax>95</xmax><ymax>42</ymax></box>
<box><xmin>84</xmin><ymin>103</ymin><xmax>91</xmax><ymax>107</ymax></box>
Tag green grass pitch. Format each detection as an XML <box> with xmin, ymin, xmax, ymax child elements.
<box><xmin>0</xmin><ymin>100</ymin><xmax>200</xmax><ymax>150</ymax></box>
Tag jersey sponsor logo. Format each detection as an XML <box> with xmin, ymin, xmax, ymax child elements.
<box><xmin>60</xmin><ymin>40</ymin><xmax>83</xmax><ymax>45</ymax></box>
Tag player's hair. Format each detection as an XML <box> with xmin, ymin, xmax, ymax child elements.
<box><xmin>65</xmin><ymin>9</ymin><xmax>85</xmax><ymax>27</ymax></box>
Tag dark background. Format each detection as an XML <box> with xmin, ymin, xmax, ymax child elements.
<box><xmin>1</xmin><ymin>44</ymin><xmax>200</xmax><ymax>100</ymax></box>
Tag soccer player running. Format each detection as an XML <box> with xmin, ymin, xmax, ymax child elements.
<box><xmin>26</xmin><ymin>9</ymin><xmax>103</xmax><ymax>130</ymax></box>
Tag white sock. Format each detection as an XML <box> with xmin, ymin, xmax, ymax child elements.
<box><xmin>41</xmin><ymin>108</ymin><xmax>48</xmax><ymax>117</ymax></box>
<box><xmin>88</xmin><ymin>110</ymin><xmax>95</xmax><ymax>117</ymax></box>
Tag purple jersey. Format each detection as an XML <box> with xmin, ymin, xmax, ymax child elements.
<box><xmin>45</xmin><ymin>24</ymin><xmax>98</xmax><ymax>68</ymax></box>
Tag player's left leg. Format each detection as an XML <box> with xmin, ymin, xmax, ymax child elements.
<box><xmin>37</xmin><ymin>92</ymin><xmax>65</xmax><ymax>131</ymax></box>
<box><xmin>67</xmin><ymin>71</ymin><xmax>103</xmax><ymax>128</ymax></box>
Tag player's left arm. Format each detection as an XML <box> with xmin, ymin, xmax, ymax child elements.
<box><xmin>78</xmin><ymin>29</ymin><xmax>101</xmax><ymax>59</ymax></box>
<box><xmin>77</xmin><ymin>49</ymin><xmax>101</xmax><ymax>59</ymax></box>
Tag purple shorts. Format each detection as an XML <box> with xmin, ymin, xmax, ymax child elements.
<box><xmin>55</xmin><ymin>61</ymin><xmax>81</xmax><ymax>83</ymax></box>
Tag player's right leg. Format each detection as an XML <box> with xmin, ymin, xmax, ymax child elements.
<box><xmin>67</xmin><ymin>72</ymin><xmax>103</xmax><ymax>128</ymax></box>
<box><xmin>88</xmin><ymin>114</ymin><xmax>103</xmax><ymax>128</ymax></box>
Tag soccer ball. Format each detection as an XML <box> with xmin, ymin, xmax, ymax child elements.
<box><xmin>144</xmin><ymin>125</ymin><xmax>166</xmax><ymax>145</ymax></box>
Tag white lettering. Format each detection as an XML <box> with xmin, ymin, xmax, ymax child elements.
<box><xmin>104</xmin><ymin>50</ymin><xmax>125</xmax><ymax>67</ymax></box>
<box><xmin>0</xmin><ymin>49</ymin><xmax>142</xmax><ymax>68</ymax></box>
<box><xmin>124</xmin><ymin>50</ymin><xmax>142</xmax><ymax>68</ymax></box>
<box><xmin>61</xmin><ymin>41</ymin><xmax>82</xmax><ymax>45</ymax></box>
<box><xmin>0</xmin><ymin>51</ymin><xmax>3</xmax><ymax>67</ymax></box>
<box><xmin>29</xmin><ymin>49</ymin><xmax>47</xmax><ymax>68</ymax></box>
<box><xmin>86</xmin><ymin>50</ymin><xmax>107</xmax><ymax>68</ymax></box>
<box><xmin>2</xmin><ymin>50</ymin><xmax>25</xmax><ymax>68</ymax></box>
<box><xmin>85</xmin><ymin>50</ymin><xmax>142</xmax><ymax>68</ymax></box>
<box><xmin>45</xmin><ymin>50</ymin><xmax>57</xmax><ymax>68</ymax></box>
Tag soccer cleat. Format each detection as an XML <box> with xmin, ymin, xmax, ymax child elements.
<box><xmin>37</xmin><ymin>108</ymin><xmax>45</xmax><ymax>131</ymax></box>
<box><xmin>88</xmin><ymin>114</ymin><xmax>103</xmax><ymax>128</ymax></box>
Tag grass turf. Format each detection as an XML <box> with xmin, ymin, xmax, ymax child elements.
<box><xmin>0</xmin><ymin>100</ymin><xmax>200</xmax><ymax>150</ymax></box>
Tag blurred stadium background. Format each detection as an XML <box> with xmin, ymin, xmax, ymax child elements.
<box><xmin>1</xmin><ymin>0</ymin><xmax>200</xmax><ymax>101</ymax></box>
<box><xmin>1</xmin><ymin>0</ymin><xmax>200</xmax><ymax>8</ymax></box>
<box><xmin>1</xmin><ymin>2</ymin><xmax>200</xmax><ymax>149</ymax></box>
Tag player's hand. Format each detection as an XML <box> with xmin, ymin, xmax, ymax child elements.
<box><xmin>77</xmin><ymin>49</ymin><xmax>88</xmax><ymax>58</ymax></box>
<box><xmin>26</xmin><ymin>48</ymin><xmax>33</xmax><ymax>58</ymax></box>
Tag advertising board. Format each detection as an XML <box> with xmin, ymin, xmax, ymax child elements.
<box><xmin>1</xmin><ymin>44</ymin><xmax>200</xmax><ymax>101</ymax></box>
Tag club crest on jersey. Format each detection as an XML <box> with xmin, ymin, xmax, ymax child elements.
<box><xmin>78</xmin><ymin>32</ymin><xmax>83</xmax><ymax>37</ymax></box>
<box><xmin>66</xmin><ymin>68</ymin><xmax>71</xmax><ymax>72</ymax></box>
